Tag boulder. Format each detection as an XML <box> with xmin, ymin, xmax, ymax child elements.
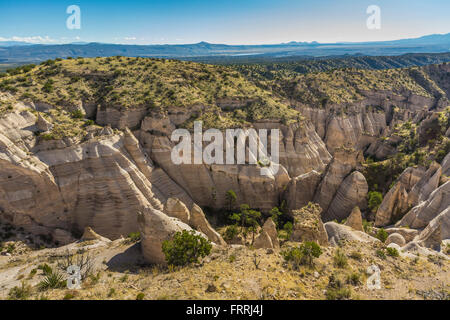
<box><xmin>290</xmin><ymin>203</ymin><xmax>328</xmax><ymax>246</ymax></box>
<box><xmin>326</xmin><ymin>171</ymin><xmax>368</xmax><ymax>222</ymax></box>
<box><xmin>344</xmin><ymin>207</ymin><xmax>363</xmax><ymax>231</ymax></box>
<box><xmin>36</xmin><ymin>114</ymin><xmax>53</xmax><ymax>132</ymax></box>
<box><xmin>263</xmin><ymin>218</ymin><xmax>279</xmax><ymax>249</ymax></box>
<box><xmin>385</xmin><ymin>227</ymin><xmax>419</xmax><ymax>242</ymax></box>
<box><xmin>138</xmin><ymin>207</ymin><xmax>206</xmax><ymax>265</ymax></box>
<box><xmin>253</xmin><ymin>230</ymin><xmax>273</xmax><ymax>249</ymax></box>
<box><xmin>81</xmin><ymin>226</ymin><xmax>110</xmax><ymax>242</ymax></box>
<box><xmin>189</xmin><ymin>204</ymin><xmax>226</xmax><ymax>246</ymax></box>
<box><xmin>164</xmin><ymin>198</ymin><xmax>190</xmax><ymax>224</ymax></box>
<box><xmin>324</xmin><ymin>222</ymin><xmax>380</xmax><ymax>244</ymax></box>
<box><xmin>386</xmin><ymin>233</ymin><xmax>406</xmax><ymax>246</ymax></box>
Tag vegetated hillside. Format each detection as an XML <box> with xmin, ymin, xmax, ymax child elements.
<box><xmin>239</xmin><ymin>63</ymin><xmax>450</xmax><ymax>106</ymax></box>
<box><xmin>0</xmin><ymin>56</ymin><xmax>299</xmax><ymax>129</ymax></box>
<box><xmin>218</xmin><ymin>52</ymin><xmax>450</xmax><ymax>68</ymax></box>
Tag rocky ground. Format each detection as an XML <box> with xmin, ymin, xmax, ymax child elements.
<box><xmin>0</xmin><ymin>229</ymin><xmax>448</xmax><ymax>300</ymax></box>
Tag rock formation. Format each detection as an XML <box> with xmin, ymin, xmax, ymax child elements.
<box><xmin>344</xmin><ymin>207</ymin><xmax>364</xmax><ymax>231</ymax></box>
<box><xmin>324</xmin><ymin>222</ymin><xmax>380</xmax><ymax>244</ymax></box>
<box><xmin>290</xmin><ymin>203</ymin><xmax>328</xmax><ymax>246</ymax></box>
<box><xmin>326</xmin><ymin>171</ymin><xmax>368</xmax><ymax>222</ymax></box>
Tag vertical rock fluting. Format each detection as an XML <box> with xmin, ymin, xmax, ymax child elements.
<box><xmin>325</xmin><ymin>171</ymin><xmax>368</xmax><ymax>222</ymax></box>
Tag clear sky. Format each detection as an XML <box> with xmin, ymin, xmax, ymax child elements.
<box><xmin>0</xmin><ymin>0</ymin><xmax>449</xmax><ymax>45</ymax></box>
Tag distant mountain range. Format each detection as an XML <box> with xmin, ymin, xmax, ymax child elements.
<box><xmin>0</xmin><ymin>33</ymin><xmax>449</xmax><ymax>64</ymax></box>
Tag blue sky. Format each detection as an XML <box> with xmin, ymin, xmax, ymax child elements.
<box><xmin>0</xmin><ymin>0</ymin><xmax>449</xmax><ymax>44</ymax></box>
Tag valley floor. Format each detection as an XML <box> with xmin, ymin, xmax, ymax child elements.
<box><xmin>0</xmin><ymin>237</ymin><xmax>448</xmax><ymax>300</ymax></box>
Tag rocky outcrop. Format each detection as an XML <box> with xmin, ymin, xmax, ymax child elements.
<box><xmin>344</xmin><ymin>207</ymin><xmax>363</xmax><ymax>231</ymax></box>
<box><xmin>313</xmin><ymin>148</ymin><xmax>364</xmax><ymax>221</ymax></box>
<box><xmin>81</xmin><ymin>226</ymin><xmax>110</xmax><ymax>242</ymax></box>
<box><xmin>253</xmin><ymin>230</ymin><xmax>273</xmax><ymax>249</ymax></box>
<box><xmin>397</xmin><ymin>181</ymin><xmax>450</xmax><ymax>229</ymax></box>
<box><xmin>324</xmin><ymin>222</ymin><xmax>380</xmax><ymax>244</ymax></box>
<box><xmin>386</xmin><ymin>233</ymin><xmax>406</xmax><ymax>246</ymax></box>
<box><xmin>442</xmin><ymin>152</ymin><xmax>450</xmax><ymax>176</ymax></box>
<box><xmin>375</xmin><ymin>167</ymin><xmax>425</xmax><ymax>226</ymax></box>
<box><xmin>326</xmin><ymin>171</ymin><xmax>368</xmax><ymax>222</ymax></box>
<box><xmin>290</xmin><ymin>203</ymin><xmax>328</xmax><ymax>246</ymax></box>
<box><xmin>255</xmin><ymin>218</ymin><xmax>279</xmax><ymax>249</ymax></box>
<box><xmin>407</xmin><ymin>162</ymin><xmax>442</xmax><ymax>205</ymax></box>
<box><xmin>385</xmin><ymin>227</ymin><xmax>419</xmax><ymax>242</ymax></box>
<box><xmin>36</xmin><ymin>114</ymin><xmax>53</xmax><ymax>132</ymax></box>
<box><xmin>417</xmin><ymin>206</ymin><xmax>449</xmax><ymax>249</ymax></box>
<box><xmin>164</xmin><ymin>198</ymin><xmax>190</xmax><ymax>224</ymax></box>
<box><xmin>189</xmin><ymin>204</ymin><xmax>226</xmax><ymax>246</ymax></box>
<box><xmin>285</xmin><ymin>170</ymin><xmax>321</xmax><ymax>211</ymax></box>
<box><xmin>138</xmin><ymin>207</ymin><xmax>203</xmax><ymax>265</ymax></box>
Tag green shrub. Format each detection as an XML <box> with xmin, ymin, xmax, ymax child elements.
<box><xmin>162</xmin><ymin>230</ymin><xmax>212</xmax><ymax>266</ymax></box>
<box><xmin>8</xmin><ymin>281</ymin><xmax>32</xmax><ymax>300</ymax></box>
<box><xmin>376</xmin><ymin>228</ymin><xmax>388</xmax><ymax>243</ymax></box>
<box><xmin>376</xmin><ymin>249</ymin><xmax>386</xmax><ymax>259</ymax></box>
<box><xmin>223</xmin><ymin>225</ymin><xmax>239</xmax><ymax>241</ymax></box>
<box><xmin>63</xmin><ymin>293</ymin><xmax>75</xmax><ymax>300</ymax></box>
<box><xmin>333</xmin><ymin>249</ymin><xmax>348</xmax><ymax>268</ymax></box>
<box><xmin>136</xmin><ymin>293</ymin><xmax>145</xmax><ymax>300</ymax></box>
<box><xmin>367</xmin><ymin>191</ymin><xmax>383</xmax><ymax>213</ymax></box>
<box><xmin>283</xmin><ymin>221</ymin><xmax>293</xmax><ymax>239</ymax></box>
<box><xmin>282</xmin><ymin>241</ymin><xmax>322</xmax><ymax>268</ymax></box>
<box><xmin>126</xmin><ymin>232</ymin><xmax>141</xmax><ymax>243</ymax></box>
<box><xmin>346</xmin><ymin>272</ymin><xmax>362</xmax><ymax>286</ymax></box>
<box><xmin>349</xmin><ymin>251</ymin><xmax>362</xmax><ymax>261</ymax></box>
<box><xmin>71</xmin><ymin>110</ymin><xmax>84</xmax><ymax>119</ymax></box>
<box><xmin>38</xmin><ymin>271</ymin><xmax>66</xmax><ymax>291</ymax></box>
<box><xmin>325</xmin><ymin>274</ymin><xmax>351</xmax><ymax>300</ymax></box>
<box><xmin>386</xmin><ymin>247</ymin><xmax>399</xmax><ymax>257</ymax></box>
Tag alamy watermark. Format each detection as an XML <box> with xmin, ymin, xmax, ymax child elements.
<box><xmin>170</xmin><ymin>121</ymin><xmax>280</xmax><ymax>176</ymax></box>
<box><xmin>66</xmin><ymin>5</ymin><xmax>81</xmax><ymax>30</ymax></box>
<box><xmin>366</xmin><ymin>5</ymin><xmax>381</xmax><ymax>30</ymax></box>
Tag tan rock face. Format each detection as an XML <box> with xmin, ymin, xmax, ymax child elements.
<box><xmin>385</xmin><ymin>227</ymin><xmax>419</xmax><ymax>243</ymax></box>
<box><xmin>386</xmin><ymin>233</ymin><xmax>406</xmax><ymax>246</ymax></box>
<box><xmin>375</xmin><ymin>167</ymin><xmax>425</xmax><ymax>226</ymax></box>
<box><xmin>417</xmin><ymin>206</ymin><xmax>449</xmax><ymax>247</ymax></box>
<box><xmin>189</xmin><ymin>204</ymin><xmax>226</xmax><ymax>246</ymax></box>
<box><xmin>324</xmin><ymin>222</ymin><xmax>380</xmax><ymax>244</ymax></box>
<box><xmin>164</xmin><ymin>198</ymin><xmax>190</xmax><ymax>224</ymax></box>
<box><xmin>36</xmin><ymin>114</ymin><xmax>53</xmax><ymax>132</ymax></box>
<box><xmin>285</xmin><ymin>170</ymin><xmax>321</xmax><ymax>212</ymax></box>
<box><xmin>138</xmin><ymin>208</ymin><xmax>201</xmax><ymax>265</ymax></box>
<box><xmin>81</xmin><ymin>226</ymin><xmax>110</xmax><ymax>242</ymax></box>
<box><xmin>397</xmin><ymin>181</ymin><xmax>450</xmax><ymax>229</ymax></box>
<box><xmin>290</xmin><ymin>203</ymin><xmax>328</xmax><ymax>246</ymax></box>
<box><xmin>326</xmin><ymin>171</ymin><xmax>368</xmax><ymax>222</ymax></box>
<box><xmin>344</xmin><ymin>207</ymin><xmax>363</xmax><ymax>231</ymax></box>
<box><xmin>253</xmin><ymin>230</ymin><xmax>273</xmax><ymax>249</ymax></box>
<box><xmin>313</xmin><ymin>148</ymin><xmax>364</xmax><ymax>220</ymax></box>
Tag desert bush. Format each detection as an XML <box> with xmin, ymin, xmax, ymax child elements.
<box><xmin>386</xmin><ymin>247</ymin><xmax>399</xmax><ymax>257</ymax></box>
<box><xmin>346</xmin><ymin>272</ymin><xmax>362</xmax><ymax>286</ymax></box>
<box><xmin>333</xmin><ymin>249</ymin><xmax>348</xmax><ymax>268</ymax></box>
<box><xmin>376</xmin><ymin>228</ymin><xmax>388</xmax><ymax>243</ymax></box>
<box><xmin>282</xmin><ymin>241</ymin><xmax>322</xmax><ymax>268</ymax></box>
<box><xmin>325</xmin><ymin>274</ymin><xmax>351</xmax><ymax>300</ymax></box>
<box><xmin>376</xmin><ymin>249</ymin><xmax>386</xmax><ymax>259</ymax></box>
<box><xmin>367</xmin><ymin>191</ymin><xmax>383</xmax><ymax>213</ymax></box>
<box><xmin>136</xmin><ymin>292</ymin><xmax>145</xmax><ymax>300</ymax></box>
<box><xmin>223</xmin><ymin>225</ymin><xmax>239</xmax><ymax>241</ymax></box>
<box><xmin>56</xmin><ymin>249</ymin><xmax>95</xmax><ymax>280</ymax></box>
<box><xmin>162</xmin><ymin>230</ymin><xmax>212</xmax><ymax>266</ymax></box>
<box><xmin>38</xmin><ymin>271</ymin><xmax>66</xmax><ymax>291</ymax></box>
<box><xmin>8</xmin><ymin>281</ymin><xmax>32</xmax><ymax>300</ymax></box>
